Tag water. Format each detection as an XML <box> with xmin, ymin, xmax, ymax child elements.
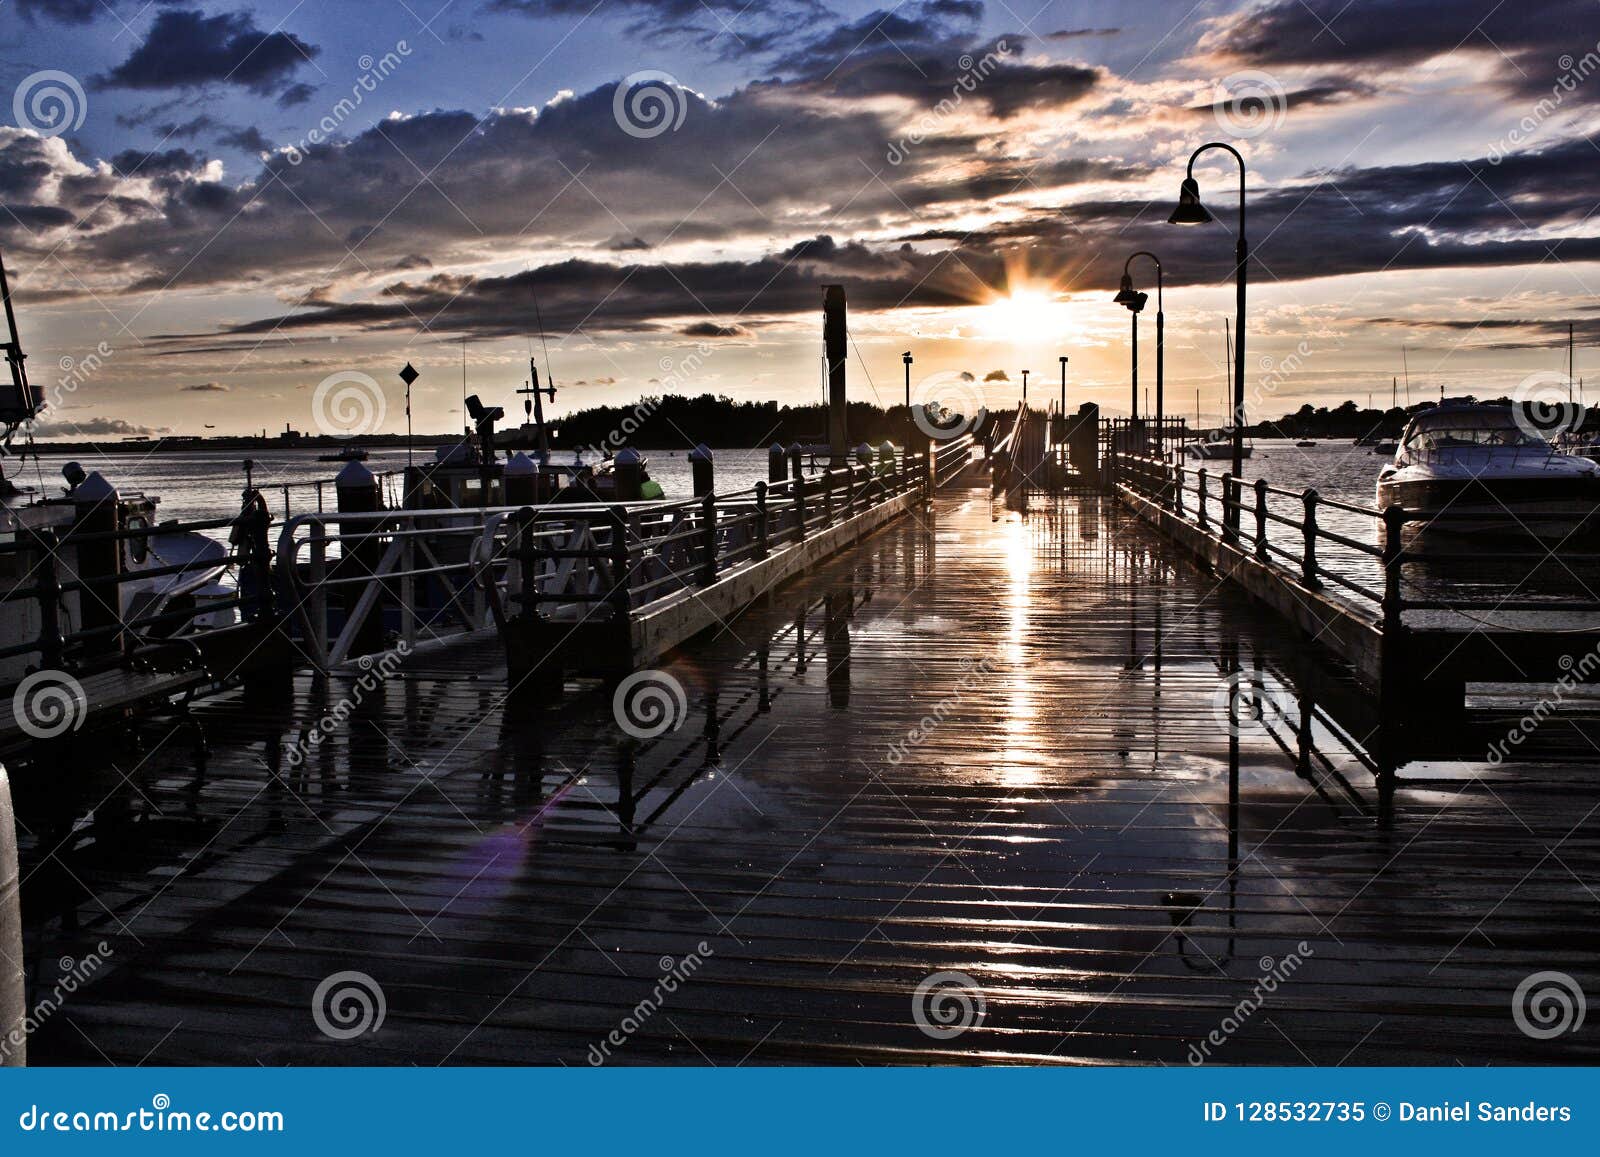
<box><xmin>13</xmin><ymin>446</ymin><xmax>782</xmax><ymax>524</ymax></box>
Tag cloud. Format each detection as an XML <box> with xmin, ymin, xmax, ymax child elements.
<box><xmin>99</xmin><ymin>9</ymin><xmax>321</xmax><ymax>95</ymax></box>
<box><xmin>15</xmin><ymin>0</ymin><xmax>102</xmax><ymax>22</ymax></box>
<box><xmin>984</xmin><ymin>369</ymin><xmax>1009</xmax><ymax>381</ymax></box>
<box><xmin>182</xmin><ymin>382</ymin><xmax>230</xmax><ymax>392</ymax></box>
<box><xmin>1045</xmin><ymin>27</ymin><xmax>1121</xmax><ymax>40</ymax></box>
<box><xmin>681</xmin><ymin>322</ymin><xmax>749</xmax><ymax>337</ymax></box>
<box><xmin>35</xmin><ymin>416</ymin><xmax>166</xmax><ymax>436</ymax></box>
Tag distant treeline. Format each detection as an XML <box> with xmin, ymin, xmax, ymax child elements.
<box><xmin>1245</xmin><ymin>396</ymin><xmax>1593</xmax><ymax>438</ymax></box>
<box><xmin>553</xmin><ymin>395</ymin><xmax>934</xmax><ymax>450</ymax></box>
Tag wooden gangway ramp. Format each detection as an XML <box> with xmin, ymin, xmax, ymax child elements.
<box><xmin>14</xmin><ymin>493</ymin><xmax>1600</xmax><ymax>1065</ymax></box>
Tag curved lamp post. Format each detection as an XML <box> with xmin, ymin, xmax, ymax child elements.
<box><xmin>1169</xmin><ymin>141</ymin><xmax>1247</xmax><ymax>528</ymax></box>
<box><xmin>1115</xmin><ymin>251</ymin><xmax>1164</xmax><ymax>455</ymax></box>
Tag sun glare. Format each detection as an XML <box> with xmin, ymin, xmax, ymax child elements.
<box><xmin>976</xmin><ymin>287</ymin><xmax>1064</xmax><ymax>344</ymax></box>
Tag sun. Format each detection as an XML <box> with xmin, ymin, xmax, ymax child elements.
<box><xmin>975</xmin><ymin>287</ymin><xmax>1064</xmax><ymax>345</ymax></box>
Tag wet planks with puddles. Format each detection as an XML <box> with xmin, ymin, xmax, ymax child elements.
<box><xmin>14</xmin><ymin>492</ymin><xmax>1600</xmax><ymax>1065</ymax></box>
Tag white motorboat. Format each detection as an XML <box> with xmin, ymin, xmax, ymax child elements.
<box><xmin>1184</xmin><ymin>431</ymin><xmax>1253</xmax><ymax>462</ymax></box>
<box><xmin>1375</xmin><ymin>401</ymin><xmax>1600</xmax><ymax>538</ymax></box>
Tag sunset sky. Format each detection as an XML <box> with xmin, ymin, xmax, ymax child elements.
<box><xmin>2</xmin><ymin>0</ymin><xmax>1597</xmax><ymax>439</ymax></box>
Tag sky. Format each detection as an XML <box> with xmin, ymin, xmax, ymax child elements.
<box><xmin>1</xmin><ymin>0</ymin><xmax>1598</xmax><ymax>440</ymax></box>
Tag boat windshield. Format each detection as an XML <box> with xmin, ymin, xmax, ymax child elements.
<box><xmin>1404</xmin><ymin>412</ymin><xmax>1547</xmax><ymax>451</ymax></box>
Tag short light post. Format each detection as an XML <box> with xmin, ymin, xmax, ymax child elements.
<box><xmin>1115</xmin><ymin>252</ymin><xmax>1164</xmax><ymax>458</ymax></box>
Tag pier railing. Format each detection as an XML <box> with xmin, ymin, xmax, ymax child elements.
<box><xmin>1114</xmin><ymin>453</ymin><xmax>1600</xmax><ymax>624</ymax></box>
<box><xmin>278</xmin><ymin>441</ymin><xmax>963</xmax><ymax>670</ymax></box>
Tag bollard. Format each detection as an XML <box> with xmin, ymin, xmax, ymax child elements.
<box><xmin>755</xmin><ymin>480</ymin><xmax>769</xmax><ymax>558</ymax></box>
<box><xmin>1381</xmin><ymin>505</ymin><xmax>1405</xmax><ymax>635</ymax></box>
<box><xmin>71</xmin><ymin>471</ymin><xmax>123</xmax><ymax>658</ymax></box>
<box><xmin>768</xmin><ymin>443</ymin><xmax>787</xmax><ymax>484</ymax></box>
<box><xmin>689</xmin><ymin>443</ymin><xmax>714</xmax><ymax>497</ymax></box>
<box><xmin>1254</xmin><ymin>477</ymin><xmax>1269</xmax><ymax>559</ymax></box>
<box><xmin>788</xmin><ymin>441</ymin><xmax>804</xmax><ymax>483</ymax></box>
<box><xmin>0</xmin><ymin>763</ymin><xmax>21</xmax><ymax>1067</ymax></box>
<box><xmin>505</xmin><ymin>451</ymin><xmax>539</xmax><ymax>506</ymax></box>
<box><xmin>612</xmin><ymin>447</ymin><xmax>643</xmax><ymax>502</ymax></box>
<box><xmin>336</xmin><ymin>460</ymin><xmax>385</xmax><ymax>659</ymax></box>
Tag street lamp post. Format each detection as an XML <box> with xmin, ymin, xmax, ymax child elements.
<box><xmin>1115</xmin><ymin>252</ymin><xmax>1164</xmax><ymax>457</ymax></box>
<box><xmin>1169</xmin><ymin>141</ymin><xmax>1248</xmax><ymax>529</ymax></box>
<box><xmin>902</xmin><ymin>350</ymin><xmax>914</xmax><ymax>464</ymax></box>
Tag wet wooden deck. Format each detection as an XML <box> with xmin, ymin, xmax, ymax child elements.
<box><xmin>14</xmin><ymin>492</ymin><xmax>1600</xmax><ymax>1065</ymax></box>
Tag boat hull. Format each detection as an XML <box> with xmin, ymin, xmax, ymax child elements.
<box><xmin>1376</xmin><ymin>474</ymin><xmax>1600</xmax><ymax>537</ymax></box>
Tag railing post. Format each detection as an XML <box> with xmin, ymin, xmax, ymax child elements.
<box><xmin>1174</xmin><ymin>463</ymin><xmax>1185</xmax><ymax>516</ymax></box>
<box><xmin>1254</xmin><ymin>477</ymin><xmax>1269</xmax><ymax>559</ymax></box>
<box><xmin>821</xmin><ymin>467</ymin><xmax>834</xmax><ymax>525</ymax></box>
<box><xmin>307</xmin><ymin>520</ymin><xmax>329</xmax><ymax>667</ymax></box>
<box><xmin>755</xmin><ymin>481</ymin><xmax>769</xmax><ymax>559</ymax></box>
<box><xmin>699</xmin><ymin>492</ymin><xmax>718</xmax><ymax>586</ymax></box>
<box><xmin>32</xmin><ymin>530</ymin><xmax>62</xmax><ymax>671</ymax></box>
<box><xmin>607</xmin><ymin>506</ymin><xmax>633</xmax><ymax>621</ymax></box>
<box><xmin>1381</xmin><ymin>504</ymin><xmax>1405</xmax><ymax>634</ymax></box>
<box><xmin>1301</xmin><ymin>489</ymin><xmax>1320</xmax><ymax>587</ymax></box>
<box><xmin>794</xmin><ymin>472</ymin><xmax>808</xmax><ymax>541</ymax></box>
<box><xmin>1220</xmin><ymin>473</ymin><xmax>1237</xmax><ymax>546</ymax></box>
<box><xmin>1196</xmin><ymin>469</ymin><xmax>1208</xmax><ymax>529</ymax></box>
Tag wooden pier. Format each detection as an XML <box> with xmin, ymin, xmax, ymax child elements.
<box><xmin>12</xmin><ymin>486</ymin><xmax>1600</xmax><ymax>1065</ymax></box>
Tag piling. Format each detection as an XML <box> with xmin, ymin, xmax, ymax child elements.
<box><xmin>71</xmin><ymin>470</ymin><xmax>122</xmax><ymax>658</ymax></box>
<box><xmin>824</xmin><ymin>286</ymin><xmax>848</xmax><ymax>462</ymax></box>
<box><xmin>336</xmin><ymin>460</ymin><xmax>385</xmax><ymax>658</ymax></box>
<box><xmin>689</xmin><ymin>444</ymin><xmax>714</xmax><ymax>497</ymax></box>
<box><xmin>612</xmin><ymin>448</ymin><xmax>643</xmax><ymax>502</ymax></box>
<box><xmin>768</xmin><ymin>443</ymin><xmax>787</xmax><ymax>483</ymax></box>
<box><xmin>505</xmin><ymin>451</ymin><xmax>538</xmax><ymax>506</ymax></box>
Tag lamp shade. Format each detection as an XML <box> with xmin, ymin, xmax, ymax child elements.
<box><xmin>1112</xmin><ymin>273</ymin><xmax>1139</xmax><ymax>305</ymax></box>
<box><xmin>1168</xmin><ymin>176</ymin><xmax>1212</xmax><ymax>225</ymax></box>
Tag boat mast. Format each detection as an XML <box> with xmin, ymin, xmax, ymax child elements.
<box><xmin>0</xmin><ymin>243</ymin><xmax>40</xmax><ymax>457</ymax></box>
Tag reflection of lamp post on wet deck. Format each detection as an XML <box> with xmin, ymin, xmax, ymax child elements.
<box><xmin>1169</xmin><ymin>141</ymin><xmax>1249</xmax><ymax>530</ymax></box>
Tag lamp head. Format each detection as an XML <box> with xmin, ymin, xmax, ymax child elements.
<box><xmin>1125</xmin><ymin>291</ymin><xmax>1149</xmax><ymax>314</ymax></box>
<box><xmin>902</xmin><ymin>351</ymin><xmax>913</xmax><ymax>365</ymax></box>
<box><xmin>1168</xmin><ymin>176</ymin><xmax>1212</xmax><ymax>225</ymax></box>
<box><xmin>1112</xmin><ymin>273</ymin><xmax>1139</xmax><ymax>306</ymax></box>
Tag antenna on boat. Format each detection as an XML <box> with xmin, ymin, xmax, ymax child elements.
<box><xmin>1569</xmin><ymin>321</ymin><xmax>1576</xmax><ymax>403</ymax></box>
<box><xmin>1401</xmin><ymin>344</ymin><xmax>1411</xmax><ymax>405</ymax></box>
<box><xmin>518</xmin><ymin>287</ymin><xmax>557</xmax><ymax>460</ymax></box>
<box><xmin>0</xmin><ymin>243</ymin><xmax>42</xmax><ymax>464</ymax></box>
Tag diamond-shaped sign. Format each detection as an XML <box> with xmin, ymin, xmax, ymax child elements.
<box><xmin>398</xmin><ymin>362</ymin><xmax>419</xmax><ymax>386</ymax></box>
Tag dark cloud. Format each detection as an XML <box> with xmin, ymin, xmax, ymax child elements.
<box><xmin>219</xmin><ymin>126</ymin><xmax>272</xmax><ymax>153</ymax></box>
<box><xmin>984</xmin><ymin>369</ymin><xmax>1009</xmax><ymax>381</ymax></box>
<box><xmin>681</xmin><ymin>322</ymin><xmax>749</xmax><ymax>337</ymax></box>
<box><xmin>181</xmin><ymin>382</ymin><xmax>230</xmax><ymax>392</ymax></box>
<box><xmin>1199</xmin><ymin>0</ymin><xmax>1595</xmax><ymax>97</ymax></box>
<box><xmin>1045</xmin><ymin>27</ymin><xmax>1120</xmax><ymax>40</ymax></box>
<box><xmin>110</xmin><ymin>147</ymin><xmax>201</xmax><ymax>176</ymax></box>
<box><xmin>99</xmin><ymin>9</ymin><xmax>320</xmax><ymax>95</ymax></box>
<box><xmin>277</xmin><ymin>83</ymin><xmax>317</xmax><ymax>108</ymax></box>
<box><xmin>15</xmin><ymin>0</ymin><xmax>102</xmax><ymax>22</ymax></box>
<box><xmin>488</xmin><ymin>0</ymin><xmax>833</xmax><ymax>57</ymax></box>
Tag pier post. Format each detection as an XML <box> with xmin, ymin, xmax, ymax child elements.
<box><xmin>1301</xmin><ymin>489</ymin><xmax>1319</xmax><ymax>586</ymax></box>
<box><xmin>824</xmin><ymin>286</ymin><xmax>848</xmax><ymax>463</ymax></box>
<box><xmin>336</xmin><ymin>460</ymin><xmax>385</xmax><ymax>659</ymax></box>
<box><xmin>1253</xmin><ymin>478</ymin><xmax>1268</xmax><ymax>559</ymax></box>
<box><xmin>1196</xmin><ymin>470</ymin><xmax>1208</xmax><ymax>529</ymax></box>
<box><xmin>612</xmin><ymin>448</ymin><xmax>642</xmax><ymax>502</ymax></box>
<box><xmin>699</xmin><ymin>492</ymin><xmax>718</xmax><ymax>586</ymax></box>
<box><xmin>792</xmin><ymin>452</ymin><xmax>808</xmax><ymax>541</ymax></box>
<box><xmin>31</xmin><ymin>530</ymin><xmax>62</xmax><ymax>671</ymax></box>
<box><xmin>755</xmin><ymin>481</ymin><xmax>769</xmax><ymax>559</ymax></box>
<box><xmin>690</xmin><ymin>443</ymin><xmax>714</xmax><ymax>498</ymax></box>
<box><xmin>607</xmin><ymin>506</ymin><xmax>633</xmax><ymax>622</ymax></box>
<box><xmin>505</xmin><ymin>451</ymin><xmax>538</xmax><ymax>507</ymax></box>
<box><xmin>768</xmin><ymin>443</ymin><xmax>786</xmax><ymax>484</ymax></box>
<box><xmin>72</xmin><ymin>471</ymin><xmax>123</xmax><ymax>658</ymax></box>
<box><xmin>1220</xmin><ymin>473</ymin><xmax>1237</xmax><ymax>547</ymax></box>
<box><xmin>1381</xmin><ymin>505</ymin><xmax>1404</xmax><ymax>635</ymax></box>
